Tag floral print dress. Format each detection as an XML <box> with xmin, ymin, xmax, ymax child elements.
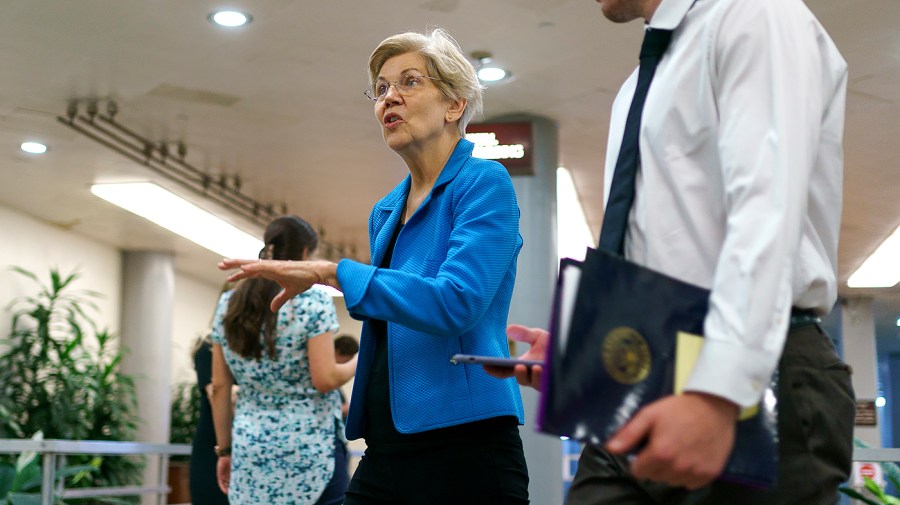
<box><xmin>211</xmin><ymin>286</ymin><xmax>342</xmax><ymax>505</ymax></box>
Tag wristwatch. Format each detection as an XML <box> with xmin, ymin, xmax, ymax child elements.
<box><xmin>214</xmin><ymin>445</ymin><xmax>231</xmax><ymax>457</ymax></box>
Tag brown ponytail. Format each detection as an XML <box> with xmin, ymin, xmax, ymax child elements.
<box><xmin>223</xmin><ymin>216</ymin><xmax>318</xmax><ymax>360</ymax></box>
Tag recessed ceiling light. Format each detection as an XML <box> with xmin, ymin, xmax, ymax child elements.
<box><xmin>20</xmin><ymin>141</ymin><xmax>48</xmax><ymax>154</ymax></box>
<box><xmin>209</xmin><ymin>9</ymin><xmax>252</xmax><ymax>27</ymax></box>
<box><xmin>471</xmin><ymin>51</ymin><xmax>510</xmax><ymax>83</ymax></box>
<box><xmin>478</xmin><ymin>67</ymin><xmax>508</xmax><ymax>82</ymax></box>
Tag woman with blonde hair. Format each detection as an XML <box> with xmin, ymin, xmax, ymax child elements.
<box><xmin>221</xmin><ymin>28</ymin><xmax>529</xmax><ymax>504</ymax></box>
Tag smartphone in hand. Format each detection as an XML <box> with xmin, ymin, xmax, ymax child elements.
<box><xmin>450</xmin><ymin>354</ymin><xmax>543</xmax><ymax>368</ymax></box>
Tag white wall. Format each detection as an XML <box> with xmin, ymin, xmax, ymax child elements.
<box><xmin>171</xmin><ymin>275</ymin><xmax>223</xmax><ymax>385</ymax></box>
<box><xmin>0</xmin><ymin>204</ymin><xmax>122</xmax><ymax>346</ymax></box>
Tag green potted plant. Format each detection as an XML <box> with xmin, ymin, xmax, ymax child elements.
<box><xmin>0</xmin><ymin>267</ymin><xmax>142</xmax><ymax>500</ymax></box>
<box><xmin>169</xmin><ymin>381</ymin><xmax>200</xmax><ymax>458</ymax></box>
<box><xmin>167</xmin><ymin>381</ymin><xmax>200</xmax><ymax>503</ymax></box>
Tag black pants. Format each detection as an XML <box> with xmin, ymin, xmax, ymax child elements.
<box><xmin>566</xmin><ymin>323</ymin><xmax>856</xmax><ymax>505</ymax></box>
<box><xmin>343</xmin><ymin>427</ymin><xmax>529</xmax><ymax>505</ymax></box>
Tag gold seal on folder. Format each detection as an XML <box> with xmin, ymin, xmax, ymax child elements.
<box><xmin>601</xmin><ymin>327</ymin><xmax>651</xmax><ymax>384</ymax></box>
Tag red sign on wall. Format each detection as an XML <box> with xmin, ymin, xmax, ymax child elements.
<box><xmin>466</xmin><ymin>122</ymin><xmax>534</xmax><ymax>176</ymax></box>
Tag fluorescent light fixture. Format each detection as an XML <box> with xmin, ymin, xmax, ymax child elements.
<box><xmin>847</xmin><ymin>224</ymin><xmax>900</xmax><ymax>288</ymax></box>
<box><xmin>91</xmin><ymin>182</ymin><xmax>262</xmax><ymax>259</ymax></box>
<box><xmin>557</xmin><ymin>167</ymin><xmax>595</xmax><ymax>263</ymax></box>
<box><xmin>91</xmin><ymin>182</ymin><xmax>344</xmax><ymax>297</ymax></box>
<box><xmin>209</xmin><ymin>10</ymin><xmax>252</xmax><ymax>27</ymax></box>
<box><xmin>478</xmin><ymin>67</ymin><xmax>508</xmax><ymax>82</ymax></box>
<box><xmin>20</xmin><ymin>141</ymin><xmax>47</xmax><ymax>154</ymax></box>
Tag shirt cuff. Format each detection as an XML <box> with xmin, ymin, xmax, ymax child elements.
<box><xmin>683</xmin><ymin>339</ymin><xmax>780</xmax><ymax>408</ymax></box>
<box><xmin>336</xmin><ymin>259</ymin><xmax>376</xmax><ymax>311</ymax></box>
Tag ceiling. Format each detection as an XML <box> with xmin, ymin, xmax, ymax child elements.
<box><xmin>0</xmin><ymin>0</ymin><xmax>898</xmax><ymax>334</ymax></box>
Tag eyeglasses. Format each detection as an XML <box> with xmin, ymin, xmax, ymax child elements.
<box><xmin>365</xmin><ymin>73</ymin><xmax>441</xmax><ymax>102</ymax></box>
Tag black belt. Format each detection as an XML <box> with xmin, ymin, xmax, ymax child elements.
<box><xmin>790</xmin><ymin>307</ymin><xmax>820</xmax><ymax>328</ymax></box>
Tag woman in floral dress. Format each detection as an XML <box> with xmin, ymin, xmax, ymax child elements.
<box><xmin>210</xmin><ymin>215</ymin><xmax>357</xmax><ymax>505</ymax></box>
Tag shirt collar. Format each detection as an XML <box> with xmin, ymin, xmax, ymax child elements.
<box><xmin>647</xmin><ymin>0</ymin><xmax>695</xmax><ymax>30</ymax></box>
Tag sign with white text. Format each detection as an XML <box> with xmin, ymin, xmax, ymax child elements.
<box><xmin>466</xmin><ymin>122</ymin><xmax>533</xmax><ymax>176</ymax></box>
<box><xmin>855</xmin><ymin>399</ymin><xmax>878</xmax><ymax>426</ymax></box>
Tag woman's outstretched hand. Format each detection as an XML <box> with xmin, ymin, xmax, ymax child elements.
<box><xmin>218</xmin><ymin>259</ymin><xmax>339</xmax><ymax>312</ymax></box>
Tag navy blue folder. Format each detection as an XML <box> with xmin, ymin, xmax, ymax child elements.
<box><xmin>537</xmin><ymin>247</ymin><xmax>778</xmax><ymax>489</ymax></box>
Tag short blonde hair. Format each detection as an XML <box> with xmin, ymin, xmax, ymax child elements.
<box><xmin>368</xmin><ymin>28</ymin><xmax>483</xmax><ymax>136</ymax></box>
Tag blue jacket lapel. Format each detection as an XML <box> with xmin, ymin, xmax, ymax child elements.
<box><xmin>371</xmin><ymin>177</ymin><xmax>409</xmax><ymax>267</ymax></box>
<box><xmin>369</xmin><ymin>139</ymin><xmax>475</xmax><ymax>266</ymax></box>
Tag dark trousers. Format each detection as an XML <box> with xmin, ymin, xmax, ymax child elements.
<box><xmin>566</xmin><ymin>323</ymin><xmax>855</xmax><ymax>505</ymax></box>
<box><xmin>314</xmin><ymin>435</ymin><xmax>350</xmax><ymax>505</ymax></box>
<box><xmin>343</xmin><ymin>429</ymin><xmax>529</xmax><ymax>505</ymax></box>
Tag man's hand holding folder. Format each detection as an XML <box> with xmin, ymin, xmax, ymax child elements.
<box><xmin>606</xmin><ymin>391</ymin><xmax>738</xmax><ymax>489</ymax></box>
<box><xmin>488</xmin><ymin>325</ymin><xmax>741</xmax><ymax>490</ymax></box>
<box><xmin>486</xmin><ymin>248</ymin><xmax>778</xmax><ymax>490</ymax></box>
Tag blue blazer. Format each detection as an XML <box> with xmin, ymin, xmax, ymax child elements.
<box><xmin>337</xmin><ymin>139</ymin><xmax>525</xmax><ymax>439</ymax></box>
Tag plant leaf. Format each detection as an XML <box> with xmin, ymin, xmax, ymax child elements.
<box><xmin>8</xmin><ymin>266</ymin><xmax>39</xmax><ymax>283</ymax></box>
<box><xmin>12</xmin><ymin>453</ymin><xmax>41</xmax><ymax>491</ymax></box>
<box><xmin>839</xmin><ymin>486</ymin><xmax>882</xmax><ymax>505</ymax></box>
<box><xmin>16</xmin><ymin>473</ymin><xmax>42</xmax><ymax>494</ymax></box>
<box><xmin>14</xmin><ymin>450</ymin><xmax>37</xmax><ymax>477</ymax></box>
<box><xmin>55</xmin><ymin>462</ymin><xmax>100</xmax><ymax>482</ymax></box>
<box><xmin>865</xmin><ymin>476</ymin><xmax>889</xmax><ymax>500</ymax></box>
<box><xmin>883</xmin><ymin>464</ymin><xmax>900</xmax><ymax>494</ymax></box>
<box><xmin>8</xmin><ymin>492</ymin><xmax>42</xmax><ymax>505</ymax></box>
<box><xmin>0</xmin><ymin>463</ymin><xmax>16</xmax><ymax>499</ymax></box>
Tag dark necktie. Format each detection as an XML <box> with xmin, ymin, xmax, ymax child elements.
<box><xmin>597</xmin><ymin>27</ymin><xmax>673</xmax><ymax>255</ymax></box>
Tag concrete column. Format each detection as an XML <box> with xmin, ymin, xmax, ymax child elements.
<box><xmin>503</xmin><ymin>114</ymin><xmax>564</xmax><ymax>505</ymax></box>
<box><xmin>842</xmin><ymin>297</ymin><xmax>881</xmax><ymax>447</ymax></box>
<box><xmin>119</xmin><ymin>251</ymin><xmax>175</xmax><ymax>503</ymax></box>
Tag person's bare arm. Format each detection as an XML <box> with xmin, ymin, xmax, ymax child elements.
<box><xmin>307</xmin><ymin>332</ymin><xmax>357</xmax><ymax>393</ymax></box>
<box><xmin>210</xmin><ymin>344</ymin><xmax>234</xmax><ymax>493</ymax></box>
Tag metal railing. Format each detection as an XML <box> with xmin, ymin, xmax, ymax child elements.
<box><xmin>853</xmin><ymin>447</ymin><xmax>900</xmax><ymax>463</ymax></box>
<box><xmin>1</xmin><ymin>440</ymin><xmax>897</xmax><ymax>505</ymax></box>
<box><xmin>0</xmin><ymin>438</ymin><xmax>191</xmax><ymax>505</ymax></box>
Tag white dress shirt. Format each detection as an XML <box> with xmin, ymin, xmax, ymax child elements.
<box><xmin>604</xmin><ymin>0</ymin><xmax>848</xmax><ymax>407</ymax></box>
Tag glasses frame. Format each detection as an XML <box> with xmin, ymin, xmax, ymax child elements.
<box><xmin>364</xmin><ymin>74</ymin><xmax>442</xmax><ymax>102</ymax></box>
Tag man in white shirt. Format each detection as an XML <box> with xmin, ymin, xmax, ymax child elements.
<box><xmin>491</xmin><ymin>0</ymin><xmax>855</xmax><ymax>503</ymax></box>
